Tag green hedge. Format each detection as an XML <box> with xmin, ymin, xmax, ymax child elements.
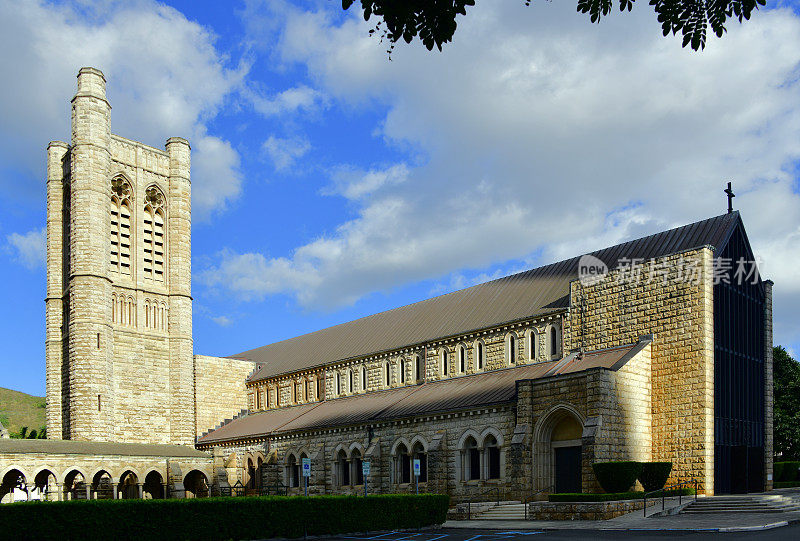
<box><xmin>592</xmin><ymin>461</ymin><xmax>643</xmax><ymax>493</ymax></box>
<box><xmin>549</xmin><ymin>488</ymin><xmax>694</xmax><ymax>502</ymax></box>
<box><xmin>639</xmin><ymin>462</ymin><xmax>672</xmax><ymax>492</ymax></box>
<box><xmin>775</xmin><ymin>461</ymin><xmax>800</xmax><ymax>482</ymax></box>
<box><xmin>775</xmin><ymin>481</ymin><xmax>800</xmax><ymax>489</ymax></box>
<box><xmin>1</xmin><ymin>494</ymin><xmax>449</xmax><ymax>541</ymax></box>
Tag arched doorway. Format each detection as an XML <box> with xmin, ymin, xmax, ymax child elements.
<box><xmin>63</xmin><ymin>470</ymin><xmax>88</xmax><ymax>500</ymax></box>
<box><xmin>119</xmin><ymin>470</ymin><xmax>139</xmax><ymax>499</ymax></box>
<box><xmin>1</xmin><ymin>469</ymin><xmax>28</xmax><ymax>503</ymax></box>
<box><xmin>144</xmin><ymin>471</ymin><xmax>164</xmax><ymax>499</ymax></box>
<box><xmin>184</xmin><ymin>470</ymin><xmax>209</xmax><ymax>498</ymax></box>
<box><xmin>93</xmin><ymin>470</ymin><xmax>114</xmax><ymax>500</ymax></box>
<box><xmin>33</xmin><ymin>469</ymin><xmax>58</xmax><ymax>501</ymax></box>
<box><xmin>533</xmin><ymin>406</ymin><xmax>584</xmax><ymax>494</ymax></box>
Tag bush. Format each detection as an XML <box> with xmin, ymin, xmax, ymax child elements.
<box><xmin>775</xmin><ymin>481</ymin><xmax>800</xmax><ymax>489</ymax></box>
<box><xmin>639</xmin><ymin>462</ymin><xmax>673</xmax><ymax>492</ymax></box>
<box><xmin>549</xmin><ymin>488</ymin><xmax>694</xmax><ymax>502</ymax></box>
<box><xmin>0</xmin><ymin>494</ymin><xmax>449</xmax><ymax>541</ymax></box>
<box><xmin>775</xmin><ymin>461</ymin><xmax>800</xmax><ymax>482</ymax></box>
<box><xmin>592</xmin><ymin>461</ymin><xmax>643</xmax><ymax>493</ymax></box>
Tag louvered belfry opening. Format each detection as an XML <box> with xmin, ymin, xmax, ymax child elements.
<box><xmin>713</xmin><ymin>222</ymin><xmax>766</xmax><ymax>494</ymax></box>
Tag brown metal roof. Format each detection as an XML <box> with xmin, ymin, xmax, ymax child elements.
<box><xmin>0</xmin><ymin>438</ymin><xmax>209</xmax><ymax>458</ymax></box>
<box><xmin>197</xmin><ymin>341</ymin><xmax>646</xmax><ymax>446</ymax></box>
<box><xmin>238</xmin><ymin>212</ymin><xmax>739</xmax><ymax>382</ymax></box>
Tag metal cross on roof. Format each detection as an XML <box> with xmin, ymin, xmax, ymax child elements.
<box><xmin>725</xmin><ymin>182</ymin><xmax>735</xmax><ymax>214</ymax></box>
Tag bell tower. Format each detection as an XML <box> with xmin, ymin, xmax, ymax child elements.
<box><xmin>45</xmin><ymin>67</ymin><xmax>195</xmax><ymax>445</ymax></box>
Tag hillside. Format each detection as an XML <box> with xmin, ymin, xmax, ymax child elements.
<box><xmin>0</xmin><ymin>387</ymin><xmax>46</xmax><ymax>437</ymax></box>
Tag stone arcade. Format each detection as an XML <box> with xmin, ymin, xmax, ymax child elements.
<box><xmin>1</xmin><ymin>68</ymin><xmax>773</xmax><ymax>504</ymax></box>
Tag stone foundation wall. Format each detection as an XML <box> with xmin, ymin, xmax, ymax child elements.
<box><xmin>528</xmin><ymin>499</ymin><xmax>645</xmax><ymax>520</ymax></box>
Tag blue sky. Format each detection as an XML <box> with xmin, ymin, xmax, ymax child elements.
<box><xmin>1</xmin><ymin>0</ymin><xmax>800</xmax><ymax>396</ymax></box>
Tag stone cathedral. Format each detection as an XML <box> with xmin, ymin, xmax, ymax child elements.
<box><xmin>0</xmin><ymin>68</ymin><xmax>773</xmax><ymax>503</ymax></box>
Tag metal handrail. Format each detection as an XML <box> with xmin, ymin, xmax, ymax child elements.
<box><xmin>643</xmin><ymin>478</ymin><xmax>698</xmax><ymax>517</ymax></box>
<box><xmin>466</xmin><ymin>486</ymin><xmax>501</xmax><ymax>520</ymax></box>
<box><xmin>523</xmin><ymin>485</ymin><xmax>555</xmax><ymax>520</ymax></box>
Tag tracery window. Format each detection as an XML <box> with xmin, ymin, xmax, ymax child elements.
<box><xmin>110</xmin><ymin>178</ymin><xmax>132</xmax><ymax>276</ymax></box>
<box><xmin>143</xmin><ymin>186</ymin><xmax>166</xmax><ymax>282</ymax></box>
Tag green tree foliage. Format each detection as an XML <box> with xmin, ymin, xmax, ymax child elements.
<box><xmin>341</xmin><ymin>0</ymin><xmax>765</xmax><ymax>52</ymax></box>
<box><xmin>774</xmin><ymin>346</ymin><xmax>800</xmax><ymax>460</ymax></box>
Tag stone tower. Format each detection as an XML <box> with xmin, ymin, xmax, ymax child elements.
<box><xmin>46</xmin><ymin>67</ymin><xmax>195</xmax><ymax>445</ymax></box>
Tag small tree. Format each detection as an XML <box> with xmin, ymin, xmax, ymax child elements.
<box><xmin>774</xmin><ymin>346</ymin><xmax>800</xmax><ymax>460</ymax></box>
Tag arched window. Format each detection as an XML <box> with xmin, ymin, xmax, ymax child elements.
<box><xmin>440</xmin><ymin>348</ymin><xmax>449</xmax><ymax>376</ymax></box>
<box><xmin>109</xmin><ymin>181</ymin><xmax>132</xmax><ymax>276</ymax></box>
<box><xmin>348</xmin><ymin>369</ymin><xmax>353</xmax><ymax>393</ymax></box>
<box><xmin>292</xmin><ymin>381</ymin><xmax>297</xmax><ymax>403</ymax></box>
<box><xmin>362</xmin><ymin>366</ymin><xmax>367</xmax><ymax>391</ymax></box>
<box><xmin>336</xmin><ymin>449</ymin><xmax>350</xmax><ymax>486</ymax></box>
<box><xmin>527</xmin><ymin>329</ymin><xmax>538</xmax><ymax>361</ymax></box>
<box><xmin>548</xmin><ymin>324</ymin><xmax>561</xmax><ymax>358</ymax></box>
<box><xmin>458</xmin><ymin>344</ymin><xmax>467</xmax><ymax>374</ymax></box>
<box><xmin>394</xmin><ymin>443</ymin><xmax>411</xmax><ymax>484</ymax></box>
<box><xmin>412</xmin><ymin>441</ymin><xmax>428</xmax><ymax>483</ymax></box>
<box><xmin>143</xmin><ymin>186</ymin><xmax>166</xmax><ymax>283</ymax></box>
<box><xmin>485</xmin><ymin>434</ymin><xmax>501</xmax><ymax>479</ymax></box>
<box><xmin>317</xmin><ymin>377</ymin><xmax>323</xmax><ymax>401</ymax></box>
<box><xmin>399</xmin><ymin>359</ymin><xmax>405</xmax><ymax>384</ymax></box>
<box><xmin>506</xmin><ymin>333</ymin><xmax>517</xmax><ymax>365</ymax></box>
<box><xmin>385</xmin><ymin>362</ymin><xmax>391</xmax><ymax>387</ymax></box>
<box><xmin>463</xmin><ymin>436</ymin><xmax>480</xmax><ymax>481</ymax></box>
<box><xmin>474</xmin><ymin>340</ymin><xmax>485</xmax><ymax>371</ymax></box>
<box><xmin>415</xmin><ymin>355</ymin><xmax>424</xmax><ymax>383</ymax></box>
<box><xmin>287</xmin><ymin>454</ymin><xmax>299</xmax><ymax>488</ymax></box>
<box><xmin>335</xmin><ymin>373</ymin><xmax>341</xmax><ymax>396</ymax></box>
<box><xmin>352</xmin><ymin>448</ymin><xmax>364</xmax><ymax>485</ymax></box>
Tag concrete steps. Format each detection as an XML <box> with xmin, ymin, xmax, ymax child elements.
<box><xmin>681</xmin><ymin>495</ymin><xmax>800</xmax><ymax>514</ymax></box>
<box><xmin>472</xmin><ymin>502</ymin><xmax>526</xmax><ymax>520</ymax></box>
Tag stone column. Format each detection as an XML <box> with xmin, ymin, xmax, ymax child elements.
<box><xmin>138</xmin><ymin>483</ymin><xmax>144</xmax><ymax>499</ymax></box>
<box><xmin>165</xmin><ymin>137</ymin><xmax>194</xmax><ymax>445</ymax></box>
<box><xmin>67</xmin><ymin>67</ymin><xmax>114</xmax><ymax>441</ymax></box>
<box><xmin>764</xmin><ymin>280</ymin><xmax>774</xmax><ymax>491</ymax></box>
<box><xmin>46</xmin><ymin>140</ymin><xmax>69</xmax><ymax>440</ymax></box>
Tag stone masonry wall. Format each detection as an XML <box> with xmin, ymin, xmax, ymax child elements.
<box><xmin>195</xmin><ymin>355</ymin><xmax>256</xmax><ymax>438</ymax></box>
<box><xmin>564</xmin><ymin>247</ymin><xmax>715</xmax><ymax>493</ymax></box>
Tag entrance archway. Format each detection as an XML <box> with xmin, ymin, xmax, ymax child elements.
<box><xmin>119</xmin><ymin>470</ymin><xmax>139</xmax><ymax>499</ymax></box>
<box><xmin>1</xmin><ymin>469</ymin><xmax>28</xmax><ymax>503</ymax></box>
<box><xmin>533</xmin><ymin>405</ymin><xmax>585</xmax><ymax>493</ymax></box>
<box><xmin>33</xmin><ymin>469</ymin><xmax>58</xmax><ymax>501</ymax></box>
<box><xmin>184</xmin><ymin>470</ymin><xmax>209</xmax><ymax>498</ymax></box>
<box><xmin>92</xmin><ymin>470</ymin><xmax>113</xmax><ymax>499</ymax></box>
<box><xmin>144</xmin><ymin>470</ymin><xmax>164</xmax><ymax>499</ymax></box>
<box><xmin>63</xmin><ymin>469</ymin><xmax>88</xmax><ymax>500</ymax></box>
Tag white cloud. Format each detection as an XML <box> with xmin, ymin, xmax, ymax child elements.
<box><xmin>211</xmin><ymin>315</ymin><xmax>233</xmax><ymax>327</ymax></box>
<box><xmin>246</xmin><ymin>84</ymin><xmax>326</xmax><ymax>117</ymax></box>
<box><xmin>262</xmin><ymin>135</ymin><xmax>311</xmax><ymax>171</ymax></box>
<box><xmin>326</xmin><ymin>164</ymin><xmax>410</xmax><ymax>200</ymax></box>
<box><xmin>7</xmin><ymin>228</ymin><xmax>46</xmax><ymax>270</ymax></box>
<box><xmin>0</xmin><ymin>0</ymin><xmax>245</xmax><ymax>217</ymax></box>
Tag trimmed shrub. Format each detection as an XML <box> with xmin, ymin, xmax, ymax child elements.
<box><xmin>592</xmin><ymin>461</ymin><xmax>643</xmax><ymax>493</ymax></box>
<box><xmin>775</xmin><ymin>461</ymin><xmax>800</xmax><ymax>482</ymax></box>
<box><xmin>0</xmin><ymin>494</ymin><xmax>449</xmax><ymax>541</ymax></box>
<box><xmin>775</xmin><ymin>481</ymin><xmax>800</xmax><ymax>489</ymax></box>
<box><xmin>549</xmin><ymin>488</ymin><xmax>694</xmax><ymax>502</ymax></box>
<box><xmin>639</xmin><ymin>462</ymin><xmax>673</xmax><ymax>492</ymax></box>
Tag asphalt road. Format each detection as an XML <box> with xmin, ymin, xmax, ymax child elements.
<box><xmin>326</xmin><ymin>524</ymin><xmax>800</xmax><ymax>541</ymax></box>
